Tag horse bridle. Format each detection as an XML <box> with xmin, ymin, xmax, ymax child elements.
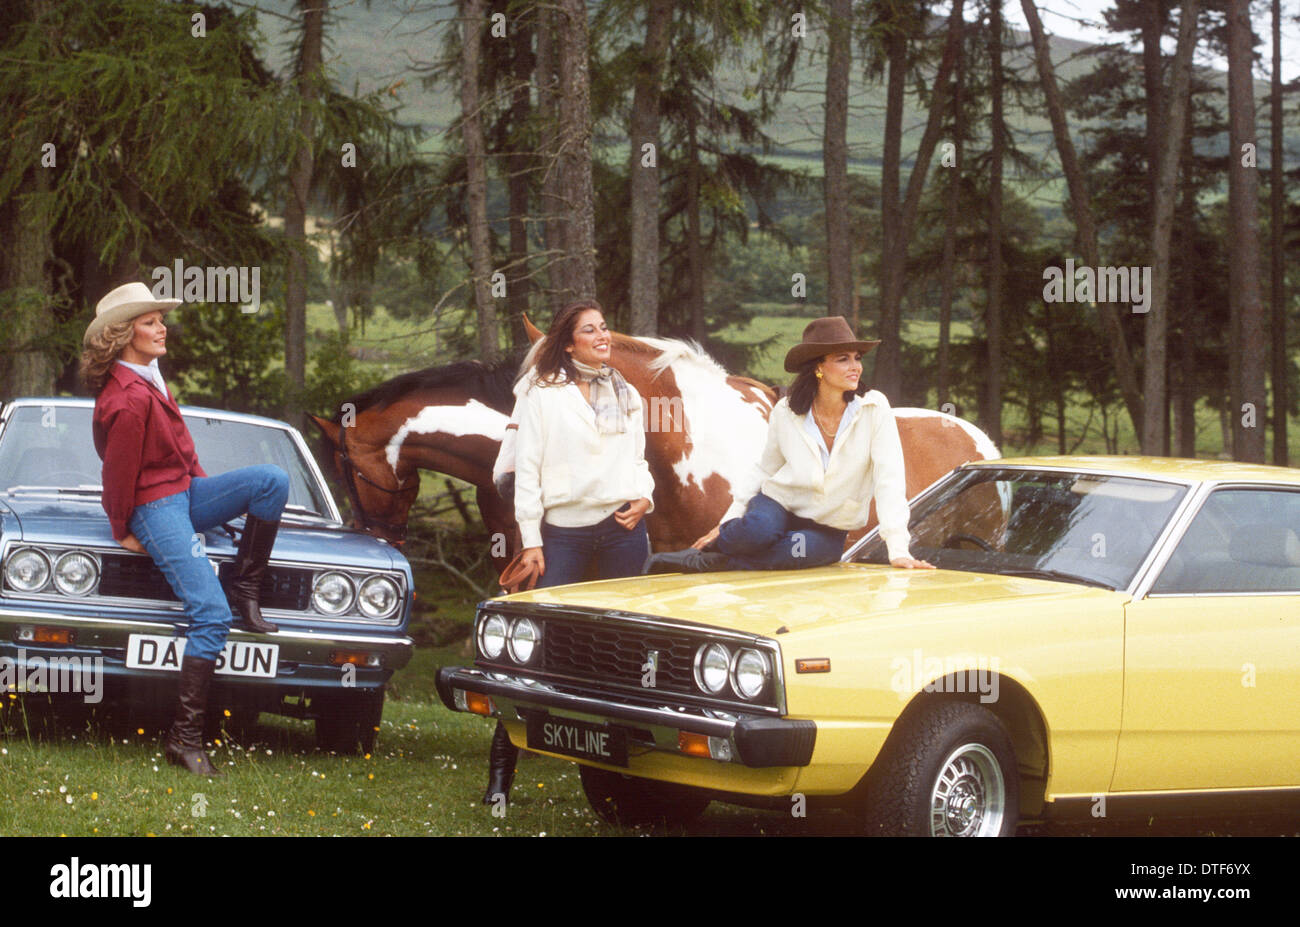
<box><xmin>336</xmin><ymin>429</ymin><xmax>421</xmax><ymax>544</ymax></box>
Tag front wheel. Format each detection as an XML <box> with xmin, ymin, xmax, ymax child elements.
<box><xmin>579</xmin><ymin>766</ymin><xmax>711</xmax><ymax>828</ymax></box>
<box><xmin>314</xmin><ymin>687</ymin><xmax>384</xmax><ymax>755</ymax></box>
<box><xmin>864</xmin><ymin>701</ymin><xmax>1019</xmax><ymax>836</ymax></box>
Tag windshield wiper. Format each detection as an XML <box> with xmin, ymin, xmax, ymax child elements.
<box><xmin>996</xmin><ymin>567</ymin><xmax>1112</xmax><ymax>589</ymax></box>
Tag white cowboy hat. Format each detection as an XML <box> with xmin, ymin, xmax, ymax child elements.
<box><xmin>83</xmin><ymin>282</ymin><xmax>181</xmax><ymax>347</ymax></box>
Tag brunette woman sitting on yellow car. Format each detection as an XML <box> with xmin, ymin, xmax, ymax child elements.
<box><xmin>646</xmin><ymin>316</ymin><xmax>933</xmax><ymax>574</ymax></box>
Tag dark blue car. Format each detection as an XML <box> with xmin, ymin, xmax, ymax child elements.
<box><xmin>0</xmin><ymin>397</ymin><xmax>413</xmax><ymax>752</ymax></box>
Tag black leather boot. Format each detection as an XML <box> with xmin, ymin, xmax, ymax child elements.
<box><xmin>230</xmin><ymin>515</ymin><xmax>279</xmax><ymax>633</ymax></box>
<box><xmin>482</xmin><ymin>721</ymin><xmax>519</xmax><ymax>805</ymax></box>
<box><xmin>164</xmin><ymin>655</ymin><xmax>224</xmax><ymax>777</ymax></box>
<box><xmin>645</xmin><ymin>548</ymin><xmax>732</xmax><ymax>574</ymax></box>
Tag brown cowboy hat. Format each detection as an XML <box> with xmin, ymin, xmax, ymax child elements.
<box><xmin>783</xmin><ymin>316</ymin><xmax>881</xmax><ymax>372</ymax></box>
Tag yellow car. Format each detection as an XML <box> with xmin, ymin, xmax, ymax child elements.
<box><xmin>437</xmin><ymin>457</ymin><xmax>1300</xmax><ymax>835</ymax></box>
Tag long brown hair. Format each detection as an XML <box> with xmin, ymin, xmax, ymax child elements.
<box><xmin>787</xmin><ymin>355</ymin><xmax>867</xmax><ymax>415</ymax></box>
<box><xmin>79</xmin><ymin>320</ymin><xmax>136</xmax><ymax>394</ymax></box>
<box><xmin>531</xmin><ymin>299</ymin><xmax>604</xmax><ymax>386</ymax></box>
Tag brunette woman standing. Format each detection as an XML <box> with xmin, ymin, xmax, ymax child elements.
<box><xmin>482</xmin><ymin>299</ymin><xmax>655</xmax><ymax>805</ymax></box>
<box><xmin>81</xmin><ymin>282</ymin><xmax>289</xmax><ymax>776</ymax></box>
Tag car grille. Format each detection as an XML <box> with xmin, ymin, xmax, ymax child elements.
<box><xmin>542</xmin><ymin>618</ymin><xmax>701</xmax><ymax>695</ymax></box>
<box><xmin>98</xmin><ymin>553</ymin><xmax>313</xmax><ymax>611</ymax></box>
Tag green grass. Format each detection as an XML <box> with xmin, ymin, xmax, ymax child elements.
<box><xmin>4</xmin><ymin>637</ymin><xmax>1293</xmax><ymax>836</ymax></box>
<box><xmin>0</xmin><ymin>636</ymin><xmax>862</xmax><ymax>837</ymax></box>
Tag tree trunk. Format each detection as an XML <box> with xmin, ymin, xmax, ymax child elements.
<box><xmin>823</xmin><ymin>0</ymin><xmax>852</xmax><ymax>321</ymax></box>
<box><xmin>983</xmin><ymin>0</ymin><xmax>1004</xmax><ymax>447</ymax></box>
<box><xmin>460</xmin><ymin>0</ymin><xmax>500</xmax><ymax>362</ymax></box>
<box><xmin>1227</xmin><ymin>0</ymin><xmax>1265</xmax><ymax>462</ymax></box>
<box><xmin>877</xmin><ymin>20</ymin><xmax>905</xmax><ymax>387</ymax></box>
<box><xmin>506</xmin><ymin>13</ymin><xmax>534</xmax><ymax>348</ymax></box>
<box><xmin>1173</xmin><ymin>332</ymin><xmax>1197</xmax><ymax>456</ymax></box>
<box><xmin>1173</xmin><ymin>108</ymin><xmax>1198</xmax><ymax>457</ymax></box>
<box><xmin>1142</xmin><ymin>4</ymin><xmax>1165</xmax><ymax>222</ymax></box>
<box><xmin>1143</xmin><ymin>0</ymin><xmax>1199</xmax><ymax>456</ymax></box>
<box><xmin>937</xmin><ymin>21</ymin><xmax>964</xmax><ymax>411</ymax></box>
<box><xmin>1271</xmin><ymin>0</ymin><xmax>1287</xmax><ymax>465</ymax></box>
<box><xmin>686</xmin><ymin>94</ymin><xmax>705</xmax><ymax>343</ymax></box>
<box><xmin>1020</xmin><ymin>0</ymin><xmax>1144</xmax><ymax>434</ymax></box>
<box><xmin>284</xmin><ymin>0</ymin><xmax>325</xmax><ymax>416</ymax></box>
<box><xmin>0</xmin><ymin>161</ymin><xmax>55</xmax><ymax>396</ymax></box>
<box><xmin>557</xmin><ymin>0</ymin><xmax>596</xmax><ymax>302</ymax></box>
<box><xmin>875</xmin><ymin>0</ymin><xmax>965</xmax><ymax>397</ymax></box>
<box><xmin>628</xmin><ymin>0</ymin><xmax>673</xmax><ymax>335</ymax></box>
<box><xmin>535</xmin><ymin>5</ymin><xmax>564</xmax><ymax>312</ymax></box>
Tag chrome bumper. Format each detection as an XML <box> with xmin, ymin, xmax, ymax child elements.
<box><xmin>437</xmin><ymin>666</ymin><xmax>816</xmax><ymax>767</ymax></box>
<box><xmin>0</xmin><ymin>604</ymin><xmax>413</xmax><ymax>671</ymax></box>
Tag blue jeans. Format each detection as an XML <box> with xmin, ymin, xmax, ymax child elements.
<box><xmin>129</xmin><ymin>465</ymin><xmax>290</xmax><ymax>660</ymax></box>
<box><xmin>715</xmin><ymin>492</ymin><xmax>847</xmax><ymax>570</ymax></box>
<box><xmin>537</xmin><ymin>506</ymin><xmax>651</xmax><ymax>588</ymax></box>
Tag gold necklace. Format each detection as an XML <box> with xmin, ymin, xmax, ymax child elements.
<box><xmin>812</xmin><ymin>404</ymin><xmax>843</xmax><ymax>436</ymax></box>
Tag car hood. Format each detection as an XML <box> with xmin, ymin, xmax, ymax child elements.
<box><xmin>498</xmin><ymin>562</ymin><xmax>1126</xmax><ymax>638</ymax></box>
<box><xmin>0</xmin><ymin>494</ymin><xmax>399</xmax><ymax>571</ymax></box>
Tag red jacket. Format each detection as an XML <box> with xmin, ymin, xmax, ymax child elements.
<box><xmin>93</xmin><ymin>363</ymin><xmax>206</xmax><ymax>540</ymax></box>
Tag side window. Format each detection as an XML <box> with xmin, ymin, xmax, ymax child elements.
<box><xmin>1151</xmin><ymin>488</ymin><xmax>1300</xmax><ymax>594</ymax></box>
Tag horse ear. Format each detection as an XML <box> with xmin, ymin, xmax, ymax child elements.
<box><xmin>522</xmin><ymin>314</ymin><xmax>544</xmax><ymax>344</ymax></box>
<box><xmin>307</xmin><ymin>414</ymin><xmax>342</xmax><ymax>446</ymax></box>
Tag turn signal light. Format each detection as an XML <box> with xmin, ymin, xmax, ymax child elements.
<box><xmin>795</xmin><ymin>657</ymin><xmax>831</xmax><ymax>674</ymax></box>
<box><xmin>19</xmin><ymin>626</ymin><xmax>74</xmax><ymax>645</ymax></box>
<box><xmin>678</xmin><ymin>731</ymin><xmax>711</xmax><ymax>757</ymax></box>
<box><xmin>465</xmin><ymin>692</ymin><xmax>494</xmax><ymax>716</ymax></box>
<box><xmin>330</xmin><ymin>650</ymin><xmax>380</xmax><ymax>667</ymax></box>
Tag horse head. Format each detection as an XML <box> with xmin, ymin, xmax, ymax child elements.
<box><xmin>307</xmin><ymin>412</ymin><xmax>422</xmax><ymax>547</ymax></box>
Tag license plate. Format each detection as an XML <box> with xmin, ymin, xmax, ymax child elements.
<box><xmin>125</xmin><ymin>635</ymin><xmax>279</xmax><ymax>678</ymax></box>
<box><xmin>526</xmin><ymin>713</ymin><xmax>628</xmax><ymax>767</ymax></box>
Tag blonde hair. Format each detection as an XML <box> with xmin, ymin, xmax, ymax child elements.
<box><xmin>79</xmin><ymin>320</ymin><xmax>136</xmax><ymax>394</ymax></box>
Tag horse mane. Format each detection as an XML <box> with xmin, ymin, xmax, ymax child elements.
<box><xmin>614</xmin><ymin>332</ymin><xmax>728</xmax><ymax>381</ymax></box>
<box><xmin>335</xmin><ymin>353</ymin><xmax>523</xmax><ymax>421</ymax></box>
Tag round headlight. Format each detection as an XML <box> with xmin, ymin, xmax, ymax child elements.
<box><xmin>479</xmin><ymin>613</ymin><xmax>507</xmax><ymax>660</ymax></box>
<box><xmin>4</xmin><ymin>547</ymin><xmax>51</xmax><ymax>593</ymax></box>
<box><xmin>507</xmin><ymin>617</ymin><xmax>541</xmax><ymax>664</ymax></box>
<box><xmin>53</xmin><ymin>550</ymin><xmax>99</xmax><ymax>596</ymax></box>
<box><xmin>357</xmin><ymin>575</ymin><xmax>400</xmax><ymax>619</ymax></box>
<box><xmin>312</xmin><ymin>571</ymin><xmax>355</xmax><ymax>615</ymax></box>
<box><xmin>694</xmin><ymin>643</ymin><xmax>731</xmax><ymax>694</ymax></box>
<box><xmin>731</xmin><ymin>649</ymin><xmax>770</xmax><ymax>700</ymax></box>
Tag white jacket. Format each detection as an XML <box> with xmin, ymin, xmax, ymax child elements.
<box><xmin>513</xmin><ymin>376</ymin><xmax>656</xmax><ymax>549</ymax></box>
<box><xmin>722</xmin><ymin>391</ymin><xmax>913</xmax><ymax>560</ymax></box>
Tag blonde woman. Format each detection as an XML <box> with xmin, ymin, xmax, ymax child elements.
<box><xmin>81</xmin><ymin>283</ymin><xmax>289</xmax><ymax>776</ymax></box>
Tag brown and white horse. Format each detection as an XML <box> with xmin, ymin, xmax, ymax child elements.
<box><xmin>307</xmin><ymin>359</ymin><xmax>520</xmax><ymax>564</ymax></box>
<box><xmin>308</xmin><ymin>324</ymin><xmax>1000</xmax><ymax>567</ymax></box>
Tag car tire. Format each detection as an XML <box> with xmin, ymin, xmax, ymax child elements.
<box><xmin>314</xmin><ymin>687</ymin><xmax>384</xmax><ymax>755</ymax></box>
<box><xmin>864</xmin><ymin>701</ymin><xmax>1019</xmax><ymax>836</ymax></box>
<box><xmin>579</xmin><ymin>766</ymin><xmax>711</xmax><ymax>828</ymax></box>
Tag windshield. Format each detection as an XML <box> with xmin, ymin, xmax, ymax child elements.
<box><xmin>852</xmin><ymin>467</ymin><xmax>1188</xmax><ymax>590</ymax></box>
<box><xmin>0</xmin><ymin>404</ymin><xmax>332</xmax><ymax>518</ymax></box>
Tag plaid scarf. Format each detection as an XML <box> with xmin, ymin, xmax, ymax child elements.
<box><xmin>571</xmin><ymin>358</ymin><xmax>633</xmax><ymax>434</ymax></box>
